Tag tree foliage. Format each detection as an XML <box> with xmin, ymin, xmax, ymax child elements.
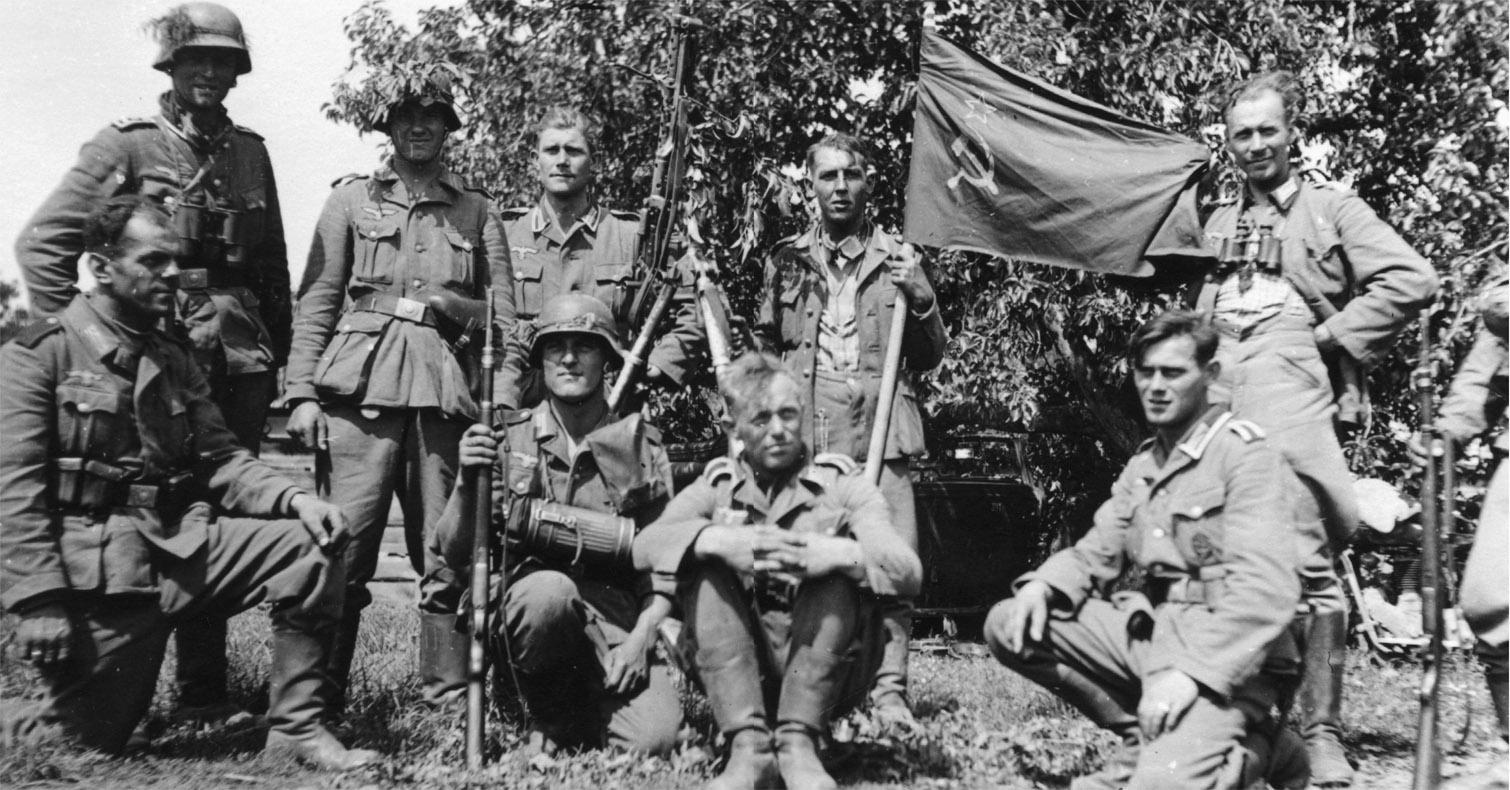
<box><xmin>327</xmin><ymin>0</ymin><xmax>1507</xmax><ymax>539</ymax></box>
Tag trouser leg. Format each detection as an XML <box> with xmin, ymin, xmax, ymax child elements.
<box><xmin>406</xmin><ymin>410</ymin><xmax>468</xmax><ymax>703</ymax></box>
<box><xmin>322</xmin><ymin>405</ymin><xmax>403</xmax><ymax>712</ymax></box>
<box><xmin>603</xmin><ymin>662</ymin><xmax>682</xmax><ymax>756</ymax></box>
<box><xmin>499</xmin><ymin>569</ymin><xmax>600</xmax><ymax>746</ymax></box>
<box><xmin>1463</xmin><ymin>461</ymin><xmax>1509</xmax><ymax>647</ymax></box>
<box><xmin>2</xmin><ymin>599</ymin><xmax>170</xmax><ymax>755</ymax></box>
<box><xmin>683</xmin><ymin>562</ymin><xmax>779</xmax><ymax>789</ymax></box>
<box><xmin>871</xmin><ymin>459</ymin><xmax>916</xmax><ymax>710</ymax></box>
<box><xmin>174</xmin><ymin>372</ymin><xmax>277</xmax><ymax>709</ymax></box>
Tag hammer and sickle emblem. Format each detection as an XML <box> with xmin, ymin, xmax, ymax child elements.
<box><xmin>946</xmin><ymin>129</ymin><xmax>999</xmax><ymax>196</ymax></box>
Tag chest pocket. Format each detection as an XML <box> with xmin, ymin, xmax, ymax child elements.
<box><xmin>1169</xmin><ymin>486</ymin><xmax>1227</xmax><ymax>567</ymax></box>
<box><xmin>56</xmin><ymin>384</ymin><xmax>131</xmax><ymax>458</ymax></box>
<box><xmin>593</xmin><ymin>262</ymin><xmax>635</xmax><ymax>318</ymax></box>
<box><xmin>354</xmin><ymin>217</ymin><xmax>402</xmax><ymax>285</ymax></box>
<box><xmin>439</xmin><ymin>228</ymin><xmax>480</xmax><ymax>290</ymax></box>
<box><xmin>513</xmin><ymin>255</ymin><xmax>547</xmax><ymax>318</ymax></box>
<box><xmin>1304</xmin><ymin>222</ymin><xmax>1346</xmax><ymax>280</ymax></box>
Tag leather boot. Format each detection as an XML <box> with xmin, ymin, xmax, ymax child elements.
<box><xmin>174</xmin><ymin>616</ymin><xmax>230</xmax><ymax>709</ymax></box>
<box><xmin>265</xmin><ymin>626</ymin><xmax>381</xmax><ymax>771</ymax></box>
<box><xmin>774</xmin><ymin>645</ymin><xmax>847</xmax><ymax>790</ymax></box>
<box><xmin>870</xmin><ymin>600</ymin><xmax>914</xmax><ymax>726</ymax></box>
<box><xmin>696</xmin><ymin>641</ymin><xmax>778</xmax><ymax>789</ymax></box>
<box><xmin>1299</xmin><ymin>610</ymin><xmax>1354</xmax><ymax>787</ymax></box>
<box><xmin>324</xmin><ymin>606</ymin><xmax>362</xmax><ymax>718</ymax></box>
<box><xmin>418</xmin><ymin>612</ymin><xmax>469</xmax><ymax>708</ymax></box>
<box><xmin>1261</xmin><ymin>723</ymin><xmax>1311</xmax><ymax>790</ymax></box>
<box><xmin>518</xmin><ymin>666</ymin><xmax>599</xmax><ymax>752</ymax></box>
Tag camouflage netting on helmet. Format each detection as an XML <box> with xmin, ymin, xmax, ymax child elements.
<box><xmin>324</xmin><ymin>4</ymin><xmax>480</xmax><ymax>135</ymax></box>
<box><xmin>146</xmin><ymin>2</ymin><xmax>252</xmax><ymax>74</ymax></box>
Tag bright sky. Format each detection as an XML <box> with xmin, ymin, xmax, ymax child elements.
<box><xmin>1</xmin><ymin>0</ymin><xmax>456</xmax><ymax>300</ymax></box>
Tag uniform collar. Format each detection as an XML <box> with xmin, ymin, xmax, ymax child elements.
<box><xmin>728</xmin><ymin>453</ymin><xmax>826</xmax><ymax>523</ymax></box>
<box><xmin>530</xmin><ymin>399</ymin><xmax>615</xmax><ymax>463</ymax></box>
<box><xmin>1245</xmin><ymin>175</ymin><xmax>1300</xmax><ymax>213</ymax></box>
<box><xmin>1139</xmin><ymin>405</ymin><xmax>1232</xmax><ymax>467</ymax></box>
<box><xmin>70</xmin><ymin>294</ymin><xmax>159</xmax><ymax>370</ymax></box>
<box><xmin>793</xmin><ymin>222</ymin><xmax>896</xmax><ymax>284</ymax></box>
<box><xmin>531</xmin><ymin>197</ymin><xmax>605</xmax><ymax>238</ymax></box>
<box><xmin>372</xmin><ymin>161</ymin><xmax>463</xmax><ymax>205</ymax></box>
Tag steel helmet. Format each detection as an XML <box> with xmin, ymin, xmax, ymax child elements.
<box><xmin>374</xmin><ymin>69</ymin><xmax>464</xmax><ymax>134</ymax></box>
<box><xmin>149</xmin><ymin>3</ymin><xmax>252</xmax><ymax>76</ymax></box>
<box><xmin>530</xmin><ymin>293</ymin><xmax>624</xmax><ymax>367</ymax></box>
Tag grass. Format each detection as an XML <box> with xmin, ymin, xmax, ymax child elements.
<box><xmin>2</xmin><ymin>601</ymin><xmax>1503</xmax><ymax>789</ymax></box>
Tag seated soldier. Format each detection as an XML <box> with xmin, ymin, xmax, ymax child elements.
<box><xmin>436</xmin><ymin>293</ymin><xmax>682</xmax><ymax>755</ymax></box>
<box><xmin>986</xmin><ymin>310</ymin><xmax>1309</xmax><ymax>790</ymax></box>
<box><xmin>634</xmin><ymin>352</ymin><xmax>922</xmax><ymax>790</ymax></box>
<box><xmin>0</xmin><ymin>194</ymin><xmax>379</xmax><ymax>770</ymax></box>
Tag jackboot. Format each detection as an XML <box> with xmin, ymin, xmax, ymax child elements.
<box><xmin>1442</xmin><ymin>648</ymin><xmax>1510</xmax><ymax>790</ymax></box>
<box><xmin>265</xmin><ymin>625</ymin><xmax>381</xmax><ymax>771</ymax></box>
<box><xmin>1299</xmin><ymin>610</ymin><xmax>1354</xmax><ymax>787</ymax></box>
<box><xmin>870</xmin><ymin>600</ymin><xmax>913</xmax><ymax>726</ymax></box>
<box><xmin>697</xmin><ymin>642</ymin><xmax>779</xmax><ymax>790</ymax></box>
<box><xmin>174</xmin><ymin>616</ymin><xmax>230</xmax><ymax>709</ymax></box>
<box><xmin>775</xmin><ymin>645</ymin><xmax>847</xmax><ymax>790</ymax></box>
<box><xmin>1241</xmin><ymin>721</ymin><xmax>1310</xmax><ymax>790</ymax></box>
<box><xmin>324</xmin><ymin>605</ymin><xmax>362</xmax><ymax>719</ymax></box>
<box><xmin>418</xmin><ymin>612</ymin><xmax>469</xmax><ymax>708</ymax></box>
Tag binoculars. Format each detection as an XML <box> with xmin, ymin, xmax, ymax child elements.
<box><xmin>1217</xmin><ymin>219</ymin><xmax>1282</xmax><ymax>273</ymax></box>
<box><xmin>172</xmin><ymin>197</ymin><xmax>261</xmax><ymax>265</ymax></box>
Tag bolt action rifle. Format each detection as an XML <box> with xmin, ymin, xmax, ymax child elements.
<box><xmin>464</xmin><ymin>288</ymin><xmax>500</xmax><ymax>768</ymax></box>
<box><xmin>609</xmin><ymin>7</ymin><xmax>701</xmax><ymax>413</ymax></box>
<box><xmin>1412</xmin><ymin>310</ymin><xmax>1454</xmax><ymax>790</ymax></box>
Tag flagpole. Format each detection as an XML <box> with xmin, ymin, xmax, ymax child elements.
<box><xmin>863</xmin><ymin>257</ymin><xmax>914</xmax><ymax>485</ymax></box>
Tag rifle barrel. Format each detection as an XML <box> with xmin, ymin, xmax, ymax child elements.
<box><xmin>1412</xmin><ymin>312</ymin><xmax>1442</xmax><ymax>790</ymax></box>
<box><xmin>465</xmin><ymin>289</ymin><xmax>497</xmax><ymax>768</ymax></box>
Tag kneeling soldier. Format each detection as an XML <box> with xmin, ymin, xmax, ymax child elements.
<box><xmin>634</xmin><ymin>352</ymin><xmax>922</xmax><ymax>790</ymax></box>
<box><xmin>0</xmin><ymin>195</ymin><xmax>379</xmax><ymax>770</ymax></box>
<box><xmin>986</xmin><ymin>310</ymin><xmax>1308</xmax><ymax>790</ymax></box>
<box><xmin>437</xmin><ymin>293</ymin><xmax>682</xmax><ymax>755</ymax></box>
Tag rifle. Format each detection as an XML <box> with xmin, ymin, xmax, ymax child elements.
<box><xmin>464</xmin><ymin>288</ymin><xmax>499</xmax><ymax>768</ymax></box>
<box><xmin>1412</xmin><ymin>311</ymin><xmax>1449</xmax><ymax>790</ymax></box>
<box><xmin>608</xmin><ymin>8</ymin><xmax>698</xmax><ymax>413</ymax></box>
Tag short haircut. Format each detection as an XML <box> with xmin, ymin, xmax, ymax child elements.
<box><xmin>805</xmin><ymin>131</ymin><xmax>870</xmax><ymax>173</ymax></box>
<box><xmin>1128</xmin><ymin>309</ymin><xmax>1219</xmax><ymax>367</ymax></box>
<box><xmin>534</xmin><ymin>106</ymin><xmax>599</xmax><ymax>155</ymax></box>
<box><xmin>83</xmin><ymin>194</ymin><xmax>169</xmax><ymax>259</ymax></box>
<box><xmin>723</xmin><ymin>352</ymin><xmax>800</xmax><ymax>418</ymax></box>
<box><xmin>1222</xmin><ymin>70</ymin><xmax>1305</xmax><ymax>127</ymax></box>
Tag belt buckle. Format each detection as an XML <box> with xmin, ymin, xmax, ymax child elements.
<box><xmin>179</xmin><ymin>269</ymin><xmax>209</xmax><ymax>289</ymax></box>
<box><xmin>395</xmin><ymin>297</ymin><xmax>426</xmax><ymax>322</ymax></box>
<box><xmin>126</xmin><ymin>484</ymin><xmax>160</xmax><ymax>508</ymax></box>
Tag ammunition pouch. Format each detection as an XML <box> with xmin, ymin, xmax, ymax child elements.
<box><xmin>52</xmin><ymin>457</ymin><xmax>198</xmax><ymax>519</ymax></box>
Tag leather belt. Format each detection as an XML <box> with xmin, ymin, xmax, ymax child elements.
<box><xmin>1149</xmin><ymin>576</ymin><xmax>1224</xmax><ymax>606</ymax></box>
<box><xmin>353</xmin><ymin>294</ymin><xmax>436</xmax><ymax>327</ymax></box>
<box><xmin>52</xmin><ymin>458</ymin><xmax>196</xmax><ymax>514</ymax></box>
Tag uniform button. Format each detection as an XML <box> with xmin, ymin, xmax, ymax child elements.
<box><xmin>413</xmin><ymin>280</ymin><xmax>423</xmax><ymax>288</ymax></box>
<box><xmin>1152</xmin><ymin>528</ymin><xmax>1165</xmax><ymax>538</ymax></box>
<box><xmin>416</xmin><ymin>244</ymin><xmax>426</xmax><ymax>253</ymax></box>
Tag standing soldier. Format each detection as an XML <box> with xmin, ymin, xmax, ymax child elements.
<box><xmin>14</xmin><ymin>2</ymin><xmax>290</xmax><ymax>729</ymax></box>
<box><xmin>1198</xmin><ymin>70</ymin><xmax>1438</xmax><ymax>786</ymax></box>
<box><xmin>0</xmin><ymin>195</ymin><xmax>378</xmax><ymax>770</ymax></box>
<box><xmin>437</xmin><ymin>294</ymin><xmax>683</xmax><ymax>756</ymax></box>
<box><xmin>754</xmin><ymin>132</ymin><xmax>947</xmax><ymax>721</ymax></box>
<box><xmin>1416</xmin><ymin>268</ymin><xmax>1508</xmax><ymax>790</ymax></box>
<box><xmin>987</xmin><ymin>311</ymin><xmax>1309</xmax><ymax>790</ymax></box>
<box><xmin>635</xmin><ymin>352</ymin><xmax>922</xmax><ymax>790</ymax></box>
<box><xmin>497</xmin><ymin>107</ymin><xmax>703</xmax><ymax>410</ymax></box>
<box><xmin>282</xmin><ymin>74</ymin><xmax>513</xmax><ymax>710</ymax></box>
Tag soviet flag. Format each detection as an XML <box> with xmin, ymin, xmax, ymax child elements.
<box><xmin>904</xmin><ymin>31</ymin><xmax>1212</xmax><ymax>277</ymax></box>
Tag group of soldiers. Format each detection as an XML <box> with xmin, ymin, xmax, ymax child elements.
<box><xmin>0</xmin><ymin>4</ymin><xmax>1505</xmax><ymax>790</ymax></box>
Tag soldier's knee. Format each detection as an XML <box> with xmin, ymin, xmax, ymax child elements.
<box><xmin>984</xmin><ymin>599</ymin><xmax>1025</xmax><ymax>666</ymax></box>
<box><xmin>610</xmin><ymin>717</ymin><xmax>680</xmax><ymax>757</ymax></box>
<box><xmin>506</xmin><ymin>571</ymin><xmax>581</xmax><ymax>625</ymax></box>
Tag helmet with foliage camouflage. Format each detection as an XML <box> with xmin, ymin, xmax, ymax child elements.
<box><xmin>530</xmin><ymin>294</ymin><xmax>624</xmax><ymax>367</ymax></box>
<box><xmin>373</xmin><ymin>66</ymin><xmax>464</xmax><ymax>134</ymax></box>
<box><xmin>149</xmin><ymin>3</ymin><xmax>252</xmax><ymax>76</ymax></box>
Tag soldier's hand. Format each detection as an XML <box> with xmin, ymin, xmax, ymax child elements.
<box><xmin>287</xmin><ymin>401</ymin><xmax>328</xmax><ymax>452</ymax></box>
<box><xmin>756</xmin><ymin>532</ymin><xmax>864</xmax><ymax>582</ymax></box>
<box><xmin>1407</xmin><ymin>431</ymin><xmax>1448</xmax><ymax>466</ymax></box>
<box><xmin>289</xmin><ymin>493</ymin><xmax>348</xmax><ymax>550</ymax></box>
<box><xmin>997</xmin><ymin>581</ymin><xmax>1053</xmax><ymax>655</ymax></box>
<box><xmin>458</xmin><ymin>423</ymin><xmax>500</xmax><ymax>469</ymax></box>
<box><xmin>883</xmin><ymin>243</ymin><xmax>932</xmax><ymax>311</ymax></box>
<box><xmin>14</xmin><ymin>602</ymin><xmax>73</xmax><ymax>667</ymax></box>
<box><xmin>1138</xmin><ymin>670</ymin><xmax>1199</xmax><ymax>741</ymax></box>
<box><xmin>693</xmin><ymin>525</ymin><xmax>758</xmax><ymax>573</ymax></box>
<box><xmin>603</xmin><ymin>631</ymin><xmax>652</xmax><ymax>696</ymax></box>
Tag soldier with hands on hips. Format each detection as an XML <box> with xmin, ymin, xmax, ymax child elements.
<box><xmin>1197</xmin><ymin>71</ymin><xmax>1438</xmax><ymax>787</ymax></box>
<box><xmin>14</xmin><ymin>2</ymin><xmax>291</xmax><ymax>728</ymax></box>
<box><xmin>634</xmin><ymin>352</ymin><xmax>922</xmax><ymax>790</ymax></box>
<box><xmin>753</xmin><ymin>132</ymin><xmax>947</xmax><ymax>722</ymax></box>
<box><xmin>497</xmin><ymin>107</ymin><xmax>703</xmax><ymax>410</ymax></box>
<box><xmin>0</xmin><ymin>195</ymin><xmax>379</xmax><ymax>771</ymax></box>
<box><xmin>436</xmin><ymin>293</ymin><xmax>682</xmax><ymax>755</ymax></box>
<box><xmin>282</xmin><ymin>72</ymin><xmax>514</xmax><ymax>711</ymax></box>
<box><xmin>987</xmin><ymin>310</ymin><xmax>1310</xmax><ymax>790</ymax></box>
